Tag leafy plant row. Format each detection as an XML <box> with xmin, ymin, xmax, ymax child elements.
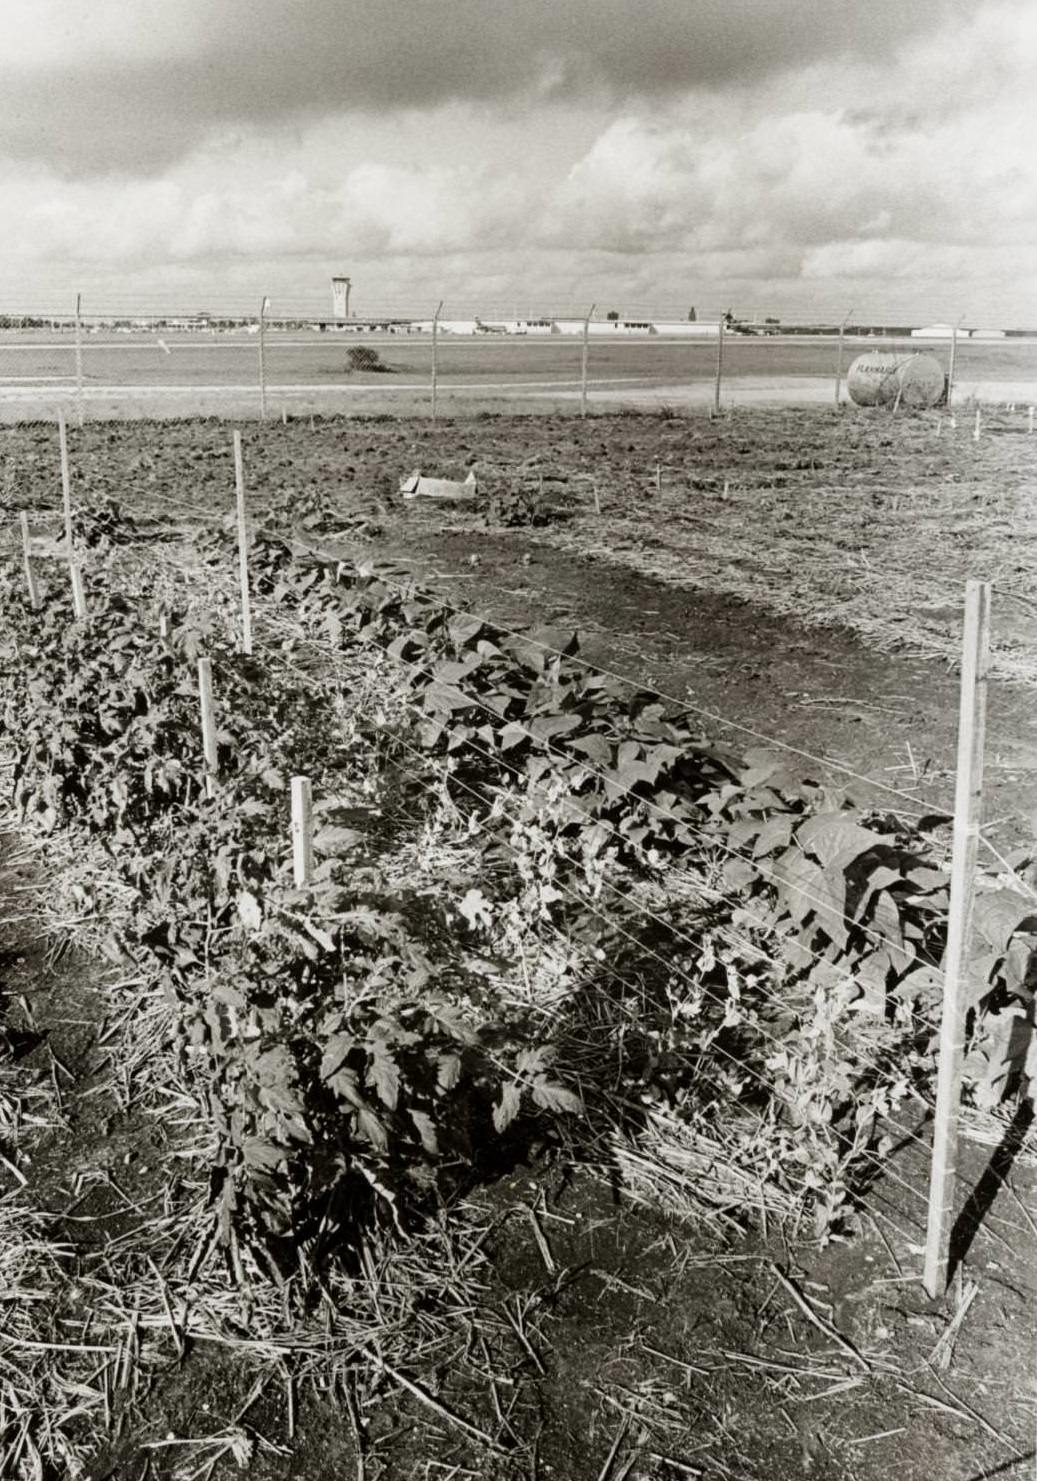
<box><xmin>1</xmin><ymin>498</ymin><xmax>1033</xmax><ymax>1267</ymax></box>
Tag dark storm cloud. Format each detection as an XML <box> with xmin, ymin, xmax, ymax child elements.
<box><xmin>1</xmin><ymin>0</ymin><xmax>971</xmax><ymax>175</ymax></box>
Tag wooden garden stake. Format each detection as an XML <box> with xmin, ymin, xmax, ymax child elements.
<box><xmin>431</xmin><ymin>300</ymin><xmax>443</xmax><ymax>422</ymax></box>
<box><xmin>291</xmin><ymin>776</ymin><xmax>313</xmax><ymax>887</ymax></box>
<box><xmin>973</xmin><ymin>407</ymin><xmax>981</xmax><ymax>442</ymax></box>
<box><xmin>580</xmin><ymin>303</ymin><xmax>595</xmax><ymax>419</ymax></box>
<box><xmin>282</xmin><ymin>406</ymin><xmax>288</xmax><ymax>426</ymax></box>
<box><xmin>69</xmin><ymin>562</ymin><xmax>87</xmax><ymax>620</ymax></box>
<box><xmin>655</xmin><ymin>462</ymin><xmax>662</xmax><ymax>493</ymax></box>
<box><xmin>159</xmin><ymin>612</ymin><xmax>169</xmax><ymax>639</ymax></box>
<box><xmin>19</xmin><ymin>513</ymin><xmax>40</xmax><ymax>610</ymax></box>
<box><xmin>58</xmin><ymin>411</ymin><xmax>73</xmax><ymax>552</ymax></box>
<box><xmin>923</xmin><ymin>580</ymin><xmax>991</xmax><ymax>1298</ymax></box>
<box><xmin>197</xmin><ymin>657</ymin><xmax>218</xmax><ymax>799</ymax></box>
<box><xmin>233</xmin><ymin>430</ymin><xmax>253</xmax><ymax>655</ymax></box>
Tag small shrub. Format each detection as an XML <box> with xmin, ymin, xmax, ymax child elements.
<box><xmin>347</xmin><ymin>346</ymin><xmax>393</xmax><ymax>374</ymax></box>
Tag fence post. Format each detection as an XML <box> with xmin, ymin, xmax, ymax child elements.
<box><xmin>834</xmin><ymin>307</ymin><xmax>853</xmax><ymax>407</ymax></box>
<box><xmin>74</xmin><ymin>293</ymin><xmax>84</xmax><ymax>428</ymax></box>
<box><xmin>58</xmin><ymin>411</ymin><xmax>73</xmax><ymax>552</ymax></box>
<box><xmin>291</xmin><ymin>776</ymin><xmax>314</xmax><ymax>887</ymax></box>
<box><xmin>69</xmin><ymin>562</ymin><xmax>88</xmax><ymax>620</ymax></box>
<box><xmin>19</xmin><ymin>513</ymin><xmax>40</xmax><ymax>610</ymax></box>
<box><xmin>713</xmin><ymin>316</ymin><xmax>725</xmax><ymax>415</ymax></box>
<box><xmin>197</xmin><ymin>657</ymin><xmax>218</xmax><ymax>800</ymax></box>
<box><xmin>923</xmin><ymin>580</ymin><xmax>991</xmax><ymax>1298</ymax></box>
<box><xmin>258</xmin><ymin>296</ymin><xmax>269</xmax><ymax>420</ymax></box>
<box><xmin>947</xmin><ymin>316</ymin><xmax>963</xmax><ymax>410</ymax></box>
<box><xmin>580</xmin><ymin>303</ymin><xmax>595</xmax><ymax>419</ymax></box>
<box><xmin>973</xmin><ymin>407</ymin><xmax>981</xmax><ymax>442</ymax></box>
<box><xmin>233</xmin><ymin>430</ymin><xmax>253</xmax><ymax>655</ymax></box>
<box><xmin>431</xmin><ymin>300</ymin><xmax>443</xmax><ymax>422</ymax></box>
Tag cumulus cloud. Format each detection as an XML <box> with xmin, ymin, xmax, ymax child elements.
<box><xmin>0</xmin><ymin>0</ymin><xmax>1032</xmax><ymax>322</ymax></box>
<box><xmin>0</xmin><ymin>0</ymin><xmax>971</xmax><ymax>173</ymax></box>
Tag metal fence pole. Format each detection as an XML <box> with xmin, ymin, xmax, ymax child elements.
<box><xmin>834</xmin><ymin>306</ymin><xmax>853</xmax><ymax>407</ymax></box>
<box><xmin>713</xmin><ymin>316</ymin><xmax>725</xmax><ymax>414</ymax></box>
<box><xmin>431</xmin><ymin>300</ymin><xmax>443</xmax><ymax>422</ymax></box>
<box><xmin>581</xmin><ymin>303</ymin><xmax>595</xmax><ymax>419</ymax></box>
<box><xmin>74</xmin><ymin>292</ymin><xmax>84</xmax><ymax>427</ymax></box>
<box><xmin>947</xmin><ymin>314</ymin><xmax>964</xmax><ymax>410</ymax></box>
<box><xmin>258</xmin><ymin>296</ymin><xmax>269</xmax><ymax>420</ymax></box>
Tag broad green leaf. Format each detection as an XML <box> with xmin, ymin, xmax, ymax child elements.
<box><xmin>531</xmin><ymin>1079</ymin><xmax>583</xmax><ymax>1115</ymax></box>
<box><xmin>972</xmin><ymin>889</ymin><xmax>1037</xmax><ymax>955</ymax></box>
<box><xmin>529</xmin><ymin>713</ymin><xmax>581</xmax><ymax>741</ymax></box>
<box><xmin>797</xmin><ymin>814</ymin><xmax>888</xmax><ymax>868</ymax></box>
<box><xmin>314</xmin><ymin>826</ymin><xmax>364</xmax><ymax>856</ymax></box>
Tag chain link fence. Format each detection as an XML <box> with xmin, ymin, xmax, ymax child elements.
<box><xmin>0</xmin><ymin>304</ymin><xmax>1033</xmax><ymax>421</ymax></box>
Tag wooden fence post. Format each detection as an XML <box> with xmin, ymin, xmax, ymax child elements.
<box><xmin>69</xmin><ymin>562</ymin><xmax>87</xmax><ymax>620</ymax></box>
<box><xmin>19</xmin><ymin>513</ymin><xmax>40</xmax><ymax>610</ymax></box>
<box><xmin>233</xmin><ymin>430</ymin><xmax>253</xmax><ymax>655</ymax></box>
<box><xmin>923</xmin><ymin>580</ymin><xmax>991</xmax><ymax>1298</ymax></box>
<box><xmin>713</xmin><ymin>316</ymin><xmax>725</xmax><ymax>415</ymax></box>
<box><xmin>58</xmin><ymin>411</ymin><xmax>73</xmax><ymax>552</ymax></box>
<box><xmin>291</xmin><ymin>776</ymin><xmax>313</xmax><ymax>887</ymax></box>
<box><xmin>197</xmin><ymin>657</ymin><xmax>218</xmax><ymax>800</ymax></box>
<box><xmin>580</xmin><ymin>303</ymin><xmax>595</xmax><ymax>419</ymax></box>
<box><xmin>431</xmin><ymin>300</ymin><xmax>443</xmax><ymax>422</ymax></box>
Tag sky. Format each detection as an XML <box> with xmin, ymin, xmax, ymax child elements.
<box><xmin>1</xmin><ymin>0</ymin><xmax>1033</xmax><ymax>324</ymax></box>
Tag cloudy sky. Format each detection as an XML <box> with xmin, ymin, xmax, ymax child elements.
<box><xmin>2</xmin><ymin>0</ymin><xmax>1033</xmax><ymax>322</ymax></box>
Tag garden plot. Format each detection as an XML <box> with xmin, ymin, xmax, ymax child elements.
<box><xmin>0</xmin><ymin>409</ymin><xmax>1034</xmax><ymax>1478</ymax></box>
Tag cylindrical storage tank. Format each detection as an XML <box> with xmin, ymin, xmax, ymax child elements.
<box><xmin>846</xmin><ymin>351</ymin><xmax>946</xmax><ymax>408</ymax></box>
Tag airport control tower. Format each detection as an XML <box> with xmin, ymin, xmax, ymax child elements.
<box><xmin>331</xmin><ymin>276</ymin><xmax>352</xmax><ymax>320</ymax></box>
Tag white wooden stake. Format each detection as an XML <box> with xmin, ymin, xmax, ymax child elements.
<box><xmin>233</xmin><ymin>430</ymin><xmax>253</xmax><ymax>655</ymax></box>
<box><xmin>654</xmin><ymin>462</ymin><xmax>662</xmax><ymax>493</ymax></box>
<box><xmin>58</xmin><ymin>412</ymin><xmax>73</xmax><ymax>552</ymax></box>
<box><xmin>580</xmin><ymin>303</ymin><xmax>595</xmax><ymax>419</ymax></box>
<box><xmin>19</xmin><ymin>513</ymin><xmax>40</xmax><ymax>610</ymax></box>
<box><xmin>282</xmin><ymin>405</ymin><xmax>288</xmax><ymax>426</ymax></box>
<box><xmin>159</xmin><ymin>612</ymin><xmax>169</xmax><ymax>639</ymax></box>
<box><xmin>923</xmin><ymin>580</ymin><xmax>991</xmax><ymax>1298</ymax></box>
<box><xmin>291</xmin><ymin>776</ymin><xmax>313</xmax><ymax>887</ymax></box>
<box><xmin>973</xmin><ymin>407</ymin><xmax>981</xmax><ymax>442</ymax></box>
<box><xmin>69</xmin><ymin>562</ymin><xmax>87</xmax><ymax>620</ymax></box>
<box><xmin>431</xmin><ymin>300</ymin><xmax>443</xmax><ymax>422</ymax></box>
<box><xmin>198</xmin><ymin>657</ymin><xmax>218</xmax><ymax>800</ymax></box>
